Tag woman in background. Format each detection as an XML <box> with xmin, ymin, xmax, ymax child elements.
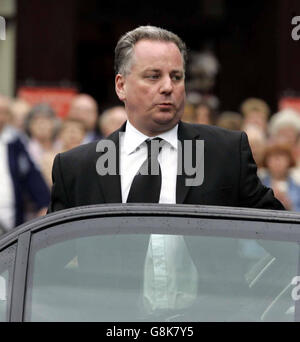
<box><xmin>261</xmin><ymin>143</ymin><xmax>300</xmax><ymax>211</ymax></box>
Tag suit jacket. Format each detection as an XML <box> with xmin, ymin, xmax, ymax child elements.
<box><xmin>48</xmin><ymin>121</ymin><xmax>284</xmax><ymax>213</ymax></box>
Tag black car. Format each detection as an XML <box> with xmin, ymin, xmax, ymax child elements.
<box><xmin>0</xmin><ymin>204</ymin><xmax>300</xmax><ymax>322</ymax></box>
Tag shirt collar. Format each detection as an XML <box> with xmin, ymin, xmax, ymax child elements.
<box><xmin>123</xmin><ymin>120</ymin><xmax>178</xmax><ymax>155</ymax></box>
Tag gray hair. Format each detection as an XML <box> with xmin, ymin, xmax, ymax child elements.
<box><xmin>268</xmin><ymin>108</ymin><xmax>300</xmax><ymax>136</ymax></box>
<box><xmin>114</xmin><ymin>25</ymin><xmax>187</xmax><ymax>75</ymax></box>
<box><xmin>25</xmin><ymin>103</ymin><xmax>58</xmax><ymax>138</ymax></box>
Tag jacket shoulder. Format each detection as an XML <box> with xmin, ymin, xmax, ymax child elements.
<box><xmin>192</xmin><ymin>122</ymin><xmax>242</xmax><ymax>137</ymax></box>
<box><xmin>180</xmin><ymin>121</ymin><xmax>244</xmax><ymax>144</ymax></box>
<box><xmin>58</xmin><ymin>141</ymin><xmax>99</xmax><ymax>163</ymax></box>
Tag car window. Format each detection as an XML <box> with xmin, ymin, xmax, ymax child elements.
<box><xmin>24</xmin><ymin>233</ymin><xmax>150</xmax><ymax>322</ymax></box>
<box><xmin>0</xmin><ymin>244</ymin><xmax>17</xmax><ymax>322</ymax></box>
<box><xmin>23</xmin><ymin>216</ymin><xmax>300</xmax><ymax>322</ymax></box>
<box><xmin>185</xmin><ymin>236</ymin><xmax>299</xmax><ymax>321</ymax></box>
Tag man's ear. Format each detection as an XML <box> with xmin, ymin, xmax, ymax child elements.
<box><xmin>115</xmin><ymin>74</ymin><xmax>126</xmax><ymax>102</ymax></box>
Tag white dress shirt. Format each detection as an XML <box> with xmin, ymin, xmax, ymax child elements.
<box><xmin>120</xmin><ymin>121</ymin><xmax>198</xmax><ymax>312</ymax></box>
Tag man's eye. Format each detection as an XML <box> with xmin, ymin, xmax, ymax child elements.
<box><xmin>147</xmin><ymin>75</ymin><xmax>159</xmax><ymax>79</ymax></box>
<box><xmin>171</xmin><ymin>75</ymin><xmax>183</xmax><ymax>81</ymax></box>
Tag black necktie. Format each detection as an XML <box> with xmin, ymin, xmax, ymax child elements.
<box><xmin>126</xmin><ymin>138</ymin><xmax>163</xmax><ymax>203</ymax></box>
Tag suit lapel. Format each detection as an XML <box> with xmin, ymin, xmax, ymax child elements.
<box><xmin>96</xmin><ymin>123</ymin><xmax>127</xmax><ymax>203</ymax></box>
<box><xmin>176</xmin><ymin>121</ymin><xmax>201</xmax><ymax>204</ymax></box>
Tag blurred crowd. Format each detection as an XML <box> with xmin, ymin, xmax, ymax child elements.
<box><xmin>0</xmin><ymin>92</ymin><xmax>127</xmax><ymax>233</ymax></box>
<box><xmin>183</xmin><ymin>96</ymin><xmax>300</xmax><ymax>212</ymax></box>
<box><xmin>1</xmin><ymin>89</ymin><xmax>300</xmax><ymax>233</ymax></box>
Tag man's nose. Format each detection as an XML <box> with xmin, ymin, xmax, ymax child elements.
<box><xmin>160</xmin><ymin>76</ymin><xmax>173</xmax><ymax>94</ymax></box>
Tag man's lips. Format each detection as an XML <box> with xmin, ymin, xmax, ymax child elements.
<box><xmin>156</xmin><ymin>102</ymin><xmax>174</xmax><ymax>108</ymax></box>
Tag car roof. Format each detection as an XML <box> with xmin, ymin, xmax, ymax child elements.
<box><xmin>1</xmin><ymin>203</ymin><xmax>300</xmax><ymax>249</ymax></box>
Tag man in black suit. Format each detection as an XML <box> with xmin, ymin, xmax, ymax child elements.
<box><xmin>47</xmin><ymin>26</ymin><xmax>284</xmax><ymax>316</ymax></box>
<box><xmin>48</xmin><ymin>25</ymin><xmax>283</xmax><ymax>213</ymax></box>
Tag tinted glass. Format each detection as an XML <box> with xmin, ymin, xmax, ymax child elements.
<box><xmin>184</xmin><ymin>236</ymin><xmax>299</xmax><ymax>321</ymax></box>
<box><xmin>0</xmin><ymin>244</ymin><xmax>16</xmax><ymax>322</ymax></box>
<box><xmin>25</xmin><ymin>233</ymin><xmax>150</xmax><ymax>321</ymax></box>
<box><xmin>23</xmin><ymin>217</ymin><xmax>300</xmax><ymax>322</ymax></box>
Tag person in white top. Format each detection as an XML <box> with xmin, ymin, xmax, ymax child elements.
<box><xmin>0</xmin><ymin>94</ymin><xmax>50</xmax><ymax>232</ymax></box>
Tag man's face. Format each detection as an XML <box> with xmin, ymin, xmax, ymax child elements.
<box><xmin>244</xmin><ymin>110</ymin><xmax>267</xmax><ymax>131</ymax></box>
<box><xmin>60</xmin><ymin>122</ymin><xmax>85</xmax><ymax>150</ymax></box>
<box><xmin>115</xmin><ymin>39</ymin><xmax>186</xmax><ymax>136</ymax></box>
<box><xmin>69</xmin><ymin>96</ymin><xmax>98</xmax><ymax>131</ymax></box>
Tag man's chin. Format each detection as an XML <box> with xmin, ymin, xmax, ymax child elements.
<box><xmin>153</xmin><ymin>111</ymin><xmax>179</xmax><ymax>125</ymax></box>
<box><xmin>151</xmin><ymin>117</ymin><xmax>180</xmax><ymax>133</ymax></box>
